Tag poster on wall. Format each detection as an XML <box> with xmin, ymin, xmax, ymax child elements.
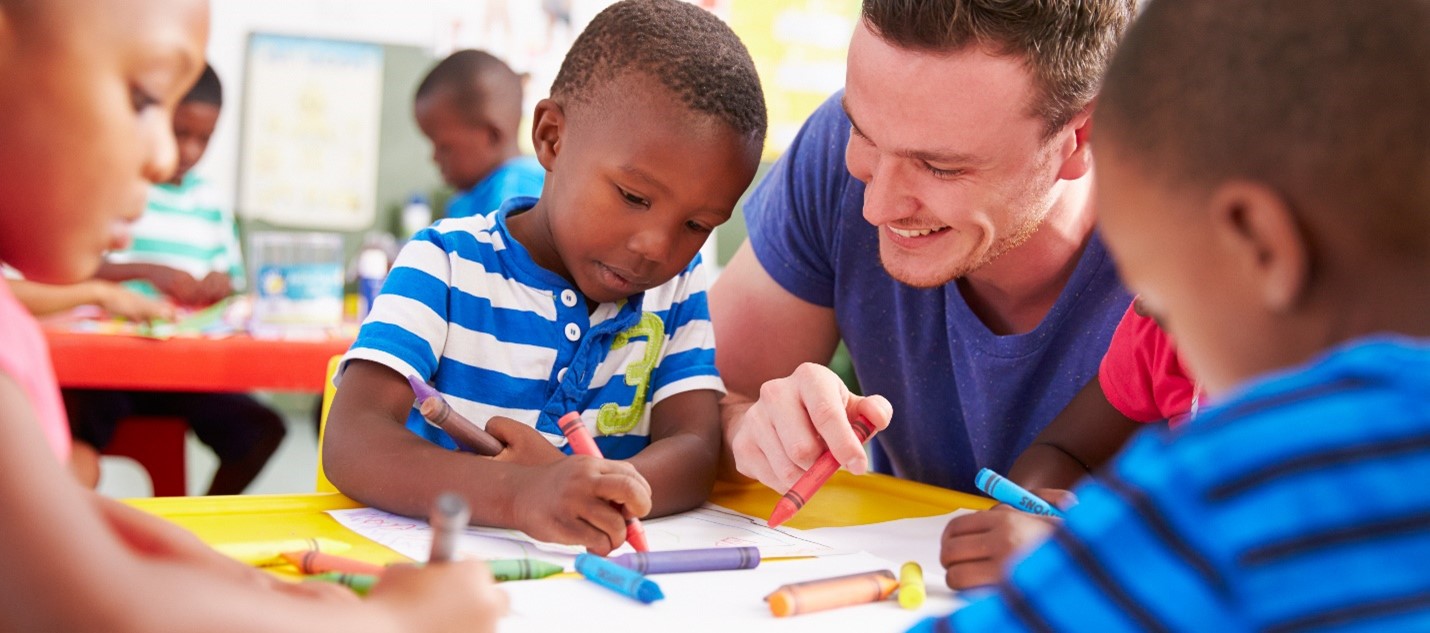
<box><xmin>238</xmin><ymin>33</ymin><xmax>383</xmax><ymax>230</ymax></box>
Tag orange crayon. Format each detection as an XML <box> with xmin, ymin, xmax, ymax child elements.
<box><xmin>766</xmin><ymin>570</ymin><xmax>898</xmax><ymax>618</ymax></box>
<box><xmin>280</xmin><ymin>550</ymin><xmax>386</xmax><ymax>577</ymax></box>
<box><xmin>557</xmin><ymin>411</ymin><xmax>650</xmax><ymax>552</ymax></box>
<box><xmin>767</xmin><ymin>417</ymin><xmax>877</xmax><ymax>527</ymax></box>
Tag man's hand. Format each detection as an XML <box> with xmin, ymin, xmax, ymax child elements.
<box><xmin>724</xmin><ymin>362</ymin><xmax>893</xmax><ymax>492</ymax></box>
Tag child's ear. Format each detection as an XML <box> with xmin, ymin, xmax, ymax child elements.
<box><xmin>1208</xmin><ymin>180</ymin><xmax>1310</xmax><ymax>312</ymax></box>
<box><xmin>530</xmin><ymin>98</ymin><xmax>565</xmax><ymax>171</ymax></box>
<box><xmin>1055</xmin><ymin>106</ymin><xmax>1094</xmax><ymax>181</ymax></box>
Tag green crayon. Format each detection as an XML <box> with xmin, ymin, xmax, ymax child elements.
<box><xmin>305</xmin><ymin>571</ymin><xmax>379</xmax><ymax>596</ymax></box>
<box><xmin>486</xmin><ymin>558</ymin><xmax>565</xmax><ymax>582</ymax></box>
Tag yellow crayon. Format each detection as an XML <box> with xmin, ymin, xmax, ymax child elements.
<box><xmin>215</xmin><ymin>537</ymin><xmax>351</xmax><ymax>567</ymax></box>
<box><xmin>767</xmin><ymin>570</ymin><xmax>898</xmax><ymax>617</ymax></box>
<box><xmin>898</xmin><ymin>561</ymin><xmax>925</xmax><ymax>610</ymax></box>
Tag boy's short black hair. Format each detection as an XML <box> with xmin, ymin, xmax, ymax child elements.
<box><xmin>550</xmin><ymin>0</ymin><xmax>767</xmax><ymax>145</ymax></box>
<box><xmin>414</xmin><ymin>49</ymin><xmax>523</xmax><ymax>128</ymax></box>
<box><xmin>182</xmin><ymin>63</ymin><xmax>222</xmax><ymax>107</ymax></box>
<box><xmin>1097</xmin><ymin>0</ymin><xmax>1430</xmax><ymax>257</ymax></box>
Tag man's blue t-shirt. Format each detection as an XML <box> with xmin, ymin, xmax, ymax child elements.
<box><xmin>744</xmin><ymin>92</ymin><xmax>1131</xmax><ymax>493</ymax></box>
<box><xmin>446</xmin><ymin>155</ymin><xmax>546</xmax><ymax>219</ymax></box>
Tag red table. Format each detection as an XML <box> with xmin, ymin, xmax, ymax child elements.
<box><xmin>44</xmin><ymin>327</ymin><xmax>354</xmax><ymax>496</ymax></box>
<box><xmin>45</xmin><ymin>329</ymin><xmax>353</xmax><ymax>393</ymax></box>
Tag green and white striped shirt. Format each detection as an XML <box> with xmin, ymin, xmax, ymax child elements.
<box><xmin>108</xmin><ymin>173</ymin><xmax>244</xmax><ymax>296</ymax></box>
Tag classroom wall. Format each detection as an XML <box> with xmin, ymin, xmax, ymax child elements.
<box><xmin>197</xmin><ymin>0</ymin><xmax>856</xmax><ymax>269</ymax></box>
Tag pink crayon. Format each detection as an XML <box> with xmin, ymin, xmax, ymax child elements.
<box><xmin>558</xmin><ymin>411</ymin><xmax>650</xmax><ymax>552</ymax></box>
<box><xmin>407</xmin><ymin>375</ymin><xmax>504</xmax><ymax>456</ymax></box>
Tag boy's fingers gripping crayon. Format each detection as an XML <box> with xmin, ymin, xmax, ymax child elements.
<box><xmin>558</xmin><ymin>411</ymin><xmax>650</xmax><ymax>552</ymax></box>
<box><xmin>974</xmin><ymin>468</ymin><xmax>1067</xmax><ymax>518</ymax></box>
<box><xmin>280</xmin><ymin>550</ymin><xmax>386</xmax><ymax>577</ymax></box>
<box><xmin>608</xmin><ymin>546</ymin><xmax>760</xmax><ymax>574</ymax></box>
<box><xmin>486</xmin><ymin>558</ymin><xmax>566</xmax><ymax>582</ymax></box>
<box><xmin>766</xmin><ymin>570</ymin><xmax>898</xmax><ymax>617</ymax></box>
<box><xmin>215</xmin><ymin>537</ymin><xmax>351</xmax><ymax>567</ymax></box>
<box><xmin>428</xmin><ymin>492</ymin><xmax>470</xmax><ymax>563</ymax></box>
<box><xmin>304</xmin><ymin>571</ymin><xmax>379</xmax><ymax>596</ymax></box>
<box><xmin>574</xmin><ymin>553</ymin><xmax>664</xmax><ymax>604</ymax></box>
<box><xmin>897</xmin><ymin>561</ymin><xmax>925</xmax><ymax>610</ymax></box>
<box><xmin>407</xmin><ymin>375</ymin><xmax>505</xmax><ymax>456</ymax></box>
<box><xmin>768</xmin><ymin>417</ymin><xmax>877</xmax><ymax>528</ymax></box>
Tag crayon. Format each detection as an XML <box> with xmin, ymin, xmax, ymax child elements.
<box><xmin>428</xmin><ymin>491</ymin><xmax>470</xmax><ymax>563</ymax></box>
<box><xmin>574</xmin><ymin>553</ymin><xmax>664</xmax><ymax>604</ymax></box>
<box><xmin>280</xmin><ymin>550</ymin><xmax>386</xmax><ymax>577</ymax></box>
<box><xmin>305</xmin><ymin>571</ymin><xmax>378</xmax><ymax>596</ymax></box>
<box><xmin>897</xmin><ymin>561</ymin><xmax>925</xmax><ymax>610</ymax></box>
<box><xmin>407</xmin><ymin>375</ymin><xmax>504</xmax><ymax>456</ymax></box>
<box><xmin>766</xmin><ymin>570</ymin><xmax>898</xmax><ymax>618</ymax></box>
<box><xmin>974</xmin><ymin>468</ymin><xmax>1066</xmax><ymax>518</ymax></box>
<box><xmin>608</xmin><ymin>546</ymin><xmax>760</xmax><ymax>574</ymax></box>
<box><xmin>486</xmin><ymin>558</ymin><xmax>566</xmax><ymax>582</ymax></box>
<box><xmin>767</xmin><ymin>417</ymin><xmax>877</xmax><ymax>528</ymax></box>
<box><xmin>215</xmin><ymin>537</ymin><xmax>351</xmax><ymax>567</ymax></box>
<box><xmin>557</xmin><ymin>411</ymin><xmax>650</xmax><ymax>552</ymax></box>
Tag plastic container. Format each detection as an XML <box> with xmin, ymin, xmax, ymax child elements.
<box><xmin>355</xmin><ymin>242</ymin><xmax>390</xmax><ymax>322</ymax></box>
<box><xmin>401</xmin><ymin>193</ymin><xmax>433</xmax><ymax>240</ymax></box>
<box><xmin>248</xmin><ymin>231</ymin><xmax>345</xmax><ymax>338</ymax></box>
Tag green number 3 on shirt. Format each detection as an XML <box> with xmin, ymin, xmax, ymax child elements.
<box><xmin>597</xmin><ymin>312</ymin><xmax>666</xmax><ymax>435</ymax></box>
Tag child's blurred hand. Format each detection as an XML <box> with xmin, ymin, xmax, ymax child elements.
<box><xmin>148</xmin><ymin>266</ymin><xmax>202</xmax><ymax>305</ymax></box>
<box><xmin>486</xmin><ymin>416</ymin><xmax>564</xmax><ymax>466</ymax></box>
<box><xmin>512</xmin><ymin>455</ymin><xmax>652</xmax><ymax>555</ymax></box>
<box><xmin>939</xmin><ymin>488</ymin><xmax>1076</xmax><ymax>590</ymax></box>
<box><xmin>92</xmin><ymin>281</ymin><xmax>174</xmax><ymax>322</ymax></box>
<box><xmin>195</xmin><ymin>271</ymin><xmax>234</xmax><ymax>306</ymax></box>
<box><xmin>368</xmin><ymin>561</ymin><xmax>507</xmax><ymax>633</ymax></box>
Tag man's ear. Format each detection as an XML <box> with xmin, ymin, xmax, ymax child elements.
<box><xmin>1208</xmin><ymin>180</ymin><xmax>1310</xmax><ymax>312</ymax></box>
<box><xmin>1055</xmin><ymin>107</ymin><xmax>1094</xmax><ymax>181</ymax></box>
<box><xmin>530</xmin><ymin>98</ymin><xmax>565</xmax><ymax>171</ymax></box>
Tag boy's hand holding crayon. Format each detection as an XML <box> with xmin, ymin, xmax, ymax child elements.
<box><xmin>510</xmin><ymin>454</ymin><xmax>652</xmax><ymax>555</ymax></box>
<box><xmin>366</xmin><ymin>562</ymin><xmax>508</xmax><ymax>633</ymax></box>
<box><xmin>938</xmin><ymin>486</ymin><xmax>1075</xmax><ymax>590</ymax></box>
<box><xmin>483</xmin><ymin>416</ymin><xmax>565</xmax><ymax>466</ymax></box>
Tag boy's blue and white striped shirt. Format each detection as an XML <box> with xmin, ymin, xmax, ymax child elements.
<box><xmin>339</xmin><ymin>197</ymin><xmax>724</xmax><ymax>458</ymax></box>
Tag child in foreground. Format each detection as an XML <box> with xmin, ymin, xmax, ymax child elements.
<box><xmin>915</xmin><ymin>0</ymin><xmax>1430</xmax><ymax>629</ymax></box>
<box><xmin>0</xmin><ymin>0</ymin><xmax>504</xmax><ymax>630</ymax></box>
<box><xmin>324</xmin><ymin>0</ymin><xmax>767</xmax><ymax>555</ymax></box>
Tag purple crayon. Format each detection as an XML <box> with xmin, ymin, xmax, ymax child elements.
<box><xmin>608</xmin><ymin>546</ymin><xmax>760</xmax><ymax>574</ymax></box>
<box><xmin>406</xmin><ymin>375</ymin><xmax>504</xmax><ymax>456</ymax></box>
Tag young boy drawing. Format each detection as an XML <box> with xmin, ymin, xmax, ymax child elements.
<box><xmin>0</xmin><ymin>0</ymin><xmax>505</xmax><ymax>629</ymax></box>
<box><xmin>914</xmin><ymin>0</ymin><xmax>1430</xmax><ymax>629</ymax></box>
<box><xmin>415</xmin><ymin>49</ymin><xmax>545</xmax><ymax>219</ymax></box>
<box><xmin>63</xmin><ymin>64</ymin><xmax>286</xmax><ymax>496</ymax></box>
<box><xmin>324</xmin><ymin>0</ymin><xmax>767</xmax><ymax>555</ymax></box>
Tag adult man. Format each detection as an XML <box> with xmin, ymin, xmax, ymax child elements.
<box><xmin>713</xmin><ymin>0</ymin><xmax>1135</xmax><ymax>494</ymax></box>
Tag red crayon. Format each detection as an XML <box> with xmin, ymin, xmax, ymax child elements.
<box><xmin>557</xmin><ymin>411</ymin><xmax>650</xmax><ymax>552</ymax></box>
<box><xmin>767</xmin><ymin>417</ymin><xmax>877</xmax><ymax>528</ymax></box>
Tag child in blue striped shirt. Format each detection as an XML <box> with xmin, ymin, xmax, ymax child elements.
<box><xmin>915</xmin><ymin>0</ymin><xmax>1430</xmax><ymax>630</ymax></box>
<box><xmin>325</xmin><ymin>0</ymin><xmax>767</xmax><ymax>555</ymax></box>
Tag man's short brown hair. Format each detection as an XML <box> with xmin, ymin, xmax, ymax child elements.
<box><xmin>1097</xmin><ymin>0</ymin><xmax>1430</xmax><ymax>258</ymax></box>
<box><xmin>861</xmin><ymin>0</ymin><xmax>1135</xmax><ymax>136</ymax></box>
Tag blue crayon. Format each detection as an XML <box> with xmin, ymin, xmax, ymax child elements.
<box><xmin>574</xmin><ymin>553</ymin><xmax>664</xmax><ymax>604</ymax></box>
<box><xmin>974</xmin><ymin>468</ymin><xmax>1066</xmax><ymax>518</ymax></box>
<box><xmin>608</xmin><ymin>546</ymin><xmax>760</xmax><ymax>574</ymax></box>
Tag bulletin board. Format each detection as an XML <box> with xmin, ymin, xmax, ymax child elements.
<box><xmin>237</xmin><ymin>33</ymin><xmax>384</xmax><ymax>230</ymax></box>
